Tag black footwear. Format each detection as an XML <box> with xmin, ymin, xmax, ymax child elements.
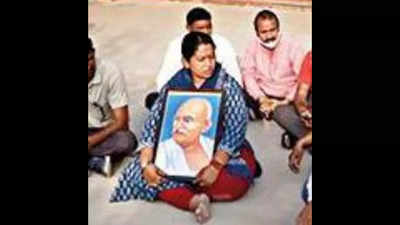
<box><xmin>281</xmin><ymin>132</ymin><xmax>297</xmax><ymax>150</ymax></box>
<box><xmin>254</xmin><ymin>160</ymin><xmax>263</xmax><ymax>178</ymax></box>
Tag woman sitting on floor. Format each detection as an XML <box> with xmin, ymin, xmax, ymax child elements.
<box><xmin>111</xmin><ymin>32</ymin><xmax>261</xmax><ymax>224</ymax></box>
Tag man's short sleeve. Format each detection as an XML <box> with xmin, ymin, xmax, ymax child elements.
<box><xmin>107</xmin><ymin>66</ymin><xmax>129</xmax><ymax>109</ymax></box>
<box><xmin>298</xmin><ymin>51</ymin><xmax>312</xmax><ymax>85</ymax></box>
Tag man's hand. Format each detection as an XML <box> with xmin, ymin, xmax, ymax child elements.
<box><xmin>259</xmin><ymin>97</ymin><xmax>278</xmax><ymax>115</ymax></box>
<box><xmin>88</xmin><ymin>137</ymin><xmax>94</xmax><ymax>152</ymax></box>
<box><xmin>259</xmin><ymin>96</ymin><xmax>289</xmax><ymax>119</ymax></box>
<box><xmin>143</xmin><ymin>164</ymin><xmax>165</xmax><ymax>187</ymax></box>
<box><xmin>289</xmin><ymin>131</ymin><xmax>312</xmax><ymax>173</ymax></box>
<box><xmin>295</xmin><ymin>82</ymin><xmax>312</xmax><ymax>128</ymax></box>
<box><xmin>289</xmin><ymin>139</ymin><xmax>306</xmax><ymax>174</ymax></box>
<box><xmin>88</xmin><ymin>106</ymin><xmax>129</xmax><ymax>150</ymax></box>
<box><xmin>194</xmin><ymin>164</ymin><xmax>221</xmax><ymax>188</ymax></box>
<box><xmin>299</xmin><ymin>108</ymin><xmax>312</xmax><ymax>128</ymax></box>
<box><xmin>296</xmin><ymin>202</ymin><xmax>312</xmax><ymax>225</ymax></box>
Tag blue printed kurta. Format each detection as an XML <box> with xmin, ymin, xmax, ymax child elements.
<box><xmin>111</xmin><ymin>63</ymin><xmax>252</xmax><ymax>202</ymax></box>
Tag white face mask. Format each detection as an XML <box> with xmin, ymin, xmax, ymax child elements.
<box><xmin>258</xmin><ymin>33</ymin><xmax>281</xmax><ymax>50</ymax></box>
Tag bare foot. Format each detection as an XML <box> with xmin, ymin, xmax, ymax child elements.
<box><xmin>190</xmin><ymin>194</ymin><xmax>211</xmax><ymax>224</ymax></box>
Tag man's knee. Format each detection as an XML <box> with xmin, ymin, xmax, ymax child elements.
<box><xmin>274</xmin><ymin>104</ymin><xmax>297</xmax><ymax>120</ymax></box>
<box><xmin>112</xmin><ymin>130</ymin><xmax>137</xmax><ymax>154</ymax></box>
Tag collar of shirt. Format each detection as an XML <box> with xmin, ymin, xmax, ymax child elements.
<box><xmin>88</xmin><ymin>58</ymin><xmax>103</xmax><ymax>88</ymax></box>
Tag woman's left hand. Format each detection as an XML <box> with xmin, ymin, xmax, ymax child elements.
<box><xmin>194</xmin><ymin>164</ymin><xmax>221</xmax><ymax>188</ymax></box>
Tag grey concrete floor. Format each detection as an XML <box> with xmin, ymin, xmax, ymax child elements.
<box><xmin>89</xmin><ymin>1</ymin><xmax>312</xmax><ymax>224</ymax></box>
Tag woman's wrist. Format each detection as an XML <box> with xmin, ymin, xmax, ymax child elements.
<box><xmin>210</xmin><ymin>159</ymin><xmax>224</xmax><ymax>171</ymax></box>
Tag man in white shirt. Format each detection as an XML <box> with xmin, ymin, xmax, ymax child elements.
<box><xmin>145</xmin><ymin>7</ymin><xmax>242</xmax><ymax>110</ymax></box>
<box><xmin>88</xmin><ymin>37</ymin><xmax>138</xmax><ymax>177</ymax></box>
<box><xmin>155</xmin><ymin>98</ymin><xmax>215</xmax><ymax>178</ymax></box>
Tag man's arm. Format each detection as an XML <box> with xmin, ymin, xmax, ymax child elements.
<box><xmin>295</xmin><ymin>82</ymin><xmax>311</xmax><ymax>114</ymax></box>
<box><xmin>88</xmin><ymin>64</ymin><xmax>130</xmax><ymax>150</ymax></box>
<box><xmin>241</xmin><ymin>40</ymin><xmax>265</xmax><ymax>101</ymax></box>
<box><xmin>299</xmin><ymin>131</ymin><xmax>312</xmax><ymax>147</ymax></box>
<box><xmin>294</xmin><ymin>51</ymin><xmax>312</xmax><ymax>127</ymax></box>
<box><xmin>88</xmin><ymin>106</ymin><xmax>129</xmax><ymax>150</ymax></box>
<box><xmin>286</xmin><ymin>38</ymin><xmax>307</xmax><ymax>101</ymax></box>
<box><xmin>288</xmin><ymin>131</ymin><xmax>312</xmax><ymax>174</ymax></box>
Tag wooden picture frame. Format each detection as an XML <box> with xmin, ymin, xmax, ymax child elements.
<box><xmin>153</xmin><ymin>88</ymin><xmax>224</xmax><ymax>182</ymax></box>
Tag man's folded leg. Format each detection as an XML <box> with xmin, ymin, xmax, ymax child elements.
<box><xmin>88</xmin><ymin>130</ymin><xmax>138</xmax><ymax>176</ymax></box>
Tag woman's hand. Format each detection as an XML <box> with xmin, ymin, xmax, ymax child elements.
<box><xmin>194</xmin><ymin>151</ymin><xmax>227</xmax><ymax>188</ymax></box>
<box><xmin>194</xmin><ymin>164</ymin><xmax>220</xmax><ymax>188</ymax></box>
<box><xmin>139</xmin><ymin>147</ymin><xmax>165</xmax><ymax>187</ymax></box>
<box><xmin>143</xmin><ymin>164</ymin><xmax>166</xmax><ymax>187</ymax></box>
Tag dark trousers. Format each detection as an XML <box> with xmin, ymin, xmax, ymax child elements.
<box><xmin>88</xmin><ymin>128</ymin><xmax>138</xmax><ymax>161</ymax></box>
<box><xmin>244</xmin><ymin>91</ymin><xmax>312</xmax><ymax>140</ymax></box>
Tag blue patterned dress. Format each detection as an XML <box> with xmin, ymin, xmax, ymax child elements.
<box><xmin>110</xmin><ymin>63</ymin><xmax>253</xmax><ymax>202</ymax></box>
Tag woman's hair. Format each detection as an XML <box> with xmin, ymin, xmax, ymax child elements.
<box><xmin>181</xmin><ymin>32</ymin><xmax>216</xmax><ymax>62</ymax></box>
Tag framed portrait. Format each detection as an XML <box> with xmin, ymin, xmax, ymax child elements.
<box><xmin>153</xmin><ymin>89</ymin><xmax>224</xmax><ymax>182</ymax></box>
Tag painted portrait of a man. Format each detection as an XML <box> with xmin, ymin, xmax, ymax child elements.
<box><xmin>155</xmin><ymin>91</ymin><xmax>222</xmax><ymax>178</ymax></box>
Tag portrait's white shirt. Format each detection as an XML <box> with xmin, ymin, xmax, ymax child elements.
<box><xmin>156</xmin><ymin>33</ymin><xmax>243</xmax><ymax>91</ymax></box>
<box><xmin>155</xmin><ymin>136</ymin><xmax>214</xmax><ymax>177</ymax></box>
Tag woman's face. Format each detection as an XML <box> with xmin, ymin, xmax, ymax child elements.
<box><xmin>187</xmin><ymin>43</ymin><xmax>216</xmax><ymax>81</ymax></box>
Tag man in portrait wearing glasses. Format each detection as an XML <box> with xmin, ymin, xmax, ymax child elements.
<box><xmin>88</xmin><ymin>37</ymin><xmax>137</xmax><ymax>177</ymax></box>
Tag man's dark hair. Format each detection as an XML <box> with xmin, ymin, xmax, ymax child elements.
<box><xmin>186</xmin><ymin>7</ymin><xmax>212</xmax><ymax>26</ymax></box>
<box><xmin>88</xmin><ymin>37</ymin><xmax>95</xmax><ymax>53</ymax></box>
<box><xmin>182</xmin><ymin>32</ymin><xmax>216</xmax><ymax>62</ymax></box>
<box><xmin>253</xmin><ymin>9</ymin><xmax>280</xmax><ymax>33</ymax></box>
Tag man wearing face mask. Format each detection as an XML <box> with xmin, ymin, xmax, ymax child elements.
<box><xmin>145</xmin><ymin>7</ymin><xmax>242</xmax><ymax>110</ymax></box>
<box><xmin>241</xmin><ymin>9</ymin><xmax>308</xmax><ymax>149</ymax></box>
<box><xmin>155</xmin><ymin>98</ymin><xmax>215</xmax><ymax>178</ymax></box>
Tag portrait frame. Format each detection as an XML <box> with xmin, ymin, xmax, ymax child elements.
<box><xmin>153</xmin><ymin>88</ymin><xmax>225</xmax><ymax>182</ymax></box>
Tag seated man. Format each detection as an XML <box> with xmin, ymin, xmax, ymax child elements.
<box><xmin>88</xmin><ymin>37</ymin><xmax>138</xmax><ymax>177</ymax></box>
<box><xmin>156</xmin><ymin>98</ymin><xmax>215</xmax><ymax>177</ymax></box>
<box><xmin>289</xmin><ymin>131</ymin><xmax>312</xmax><ymax>225</ymax></box>
<box><xmin>241</xmin><ymin>9</ymin><xmax>308</xmax><ymax>149</ymax></box>
<box><xmin>295</xmin><ymin>51</ymin><xmax>312</xmax><ymax>129</ymax></box>
<box><xmin>289</xmin><ymin>51</ymin><xmax>312</xmax><ymax>225</ymax></box>
<box><xmin>145</xmin><ymin>7</ymin><xmax>242</xmax><ymax>110</ymax></box>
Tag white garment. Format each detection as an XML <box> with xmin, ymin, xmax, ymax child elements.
<box><xmin>156</xmin><ymin>33</ymin><xmax>243</xmax><ymax>91</ymax></box>
<box><xmin>306</xmin><ymin>172</ymin><xmax>312</xmax><ymax>202</ymax></box>
<box><xmin>155</xmin><ymin>136</ymin><xmax>214</xmax><ymax>177</ymax></box>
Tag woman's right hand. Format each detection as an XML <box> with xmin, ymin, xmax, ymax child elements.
<box><xmin>139</xmin><ymin>147</ymin><xmax>165</xmax><ymax>187</ymax></box>
<box><xmin>143</xmin><ymin>164</ymin><xmax>165</xmax><ymax>187</ymax></box>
